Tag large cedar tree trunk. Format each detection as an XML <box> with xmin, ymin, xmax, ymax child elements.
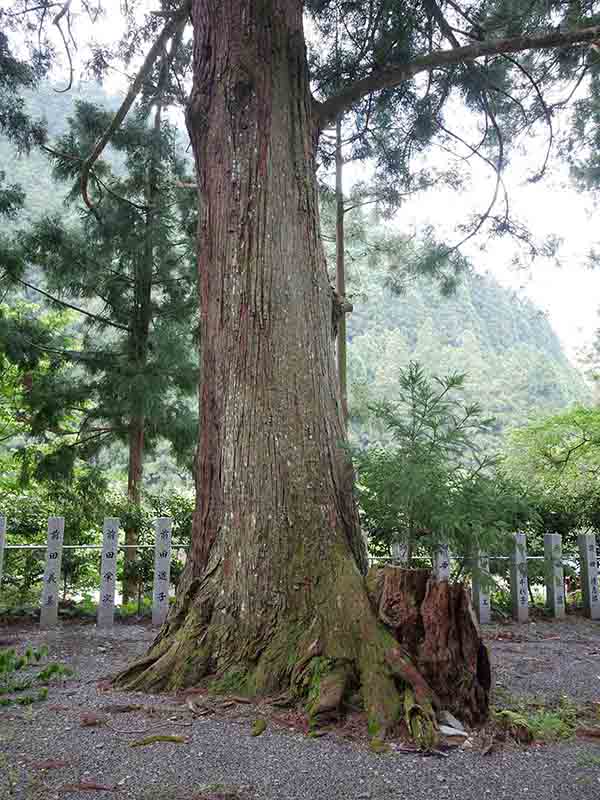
<box><xmin>115</xmin><ymin>0</ymin><xmax>489</xmax><ymax>742</ymax></box>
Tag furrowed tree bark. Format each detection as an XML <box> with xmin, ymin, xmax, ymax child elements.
<box><xmin>114</xmin><ymin>0</ymin><xmax>488</xmax><ymax>743</ymax></box>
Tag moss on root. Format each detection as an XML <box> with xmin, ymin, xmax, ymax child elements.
<box><xmin>209</xmin><ymin>669</ymin><xmax>250</xmax><ymax>696</ymax></box>
<box><xmin>369</xmin><ymin>738</ymin><xmax>391</xmax><ymax>754</ymax></box>
<box><xmin>251</xmin><ymin>719</ymin><xmax>267</xmax><ymax>736</ymax></box>
<box><xmin>404</xmin><ymin>688</ymin><xmax>438</xmax><ymax>750</ymax></box>
<box><xmin>112</xmin><ymin>549</ymin><xmax>481</xmax><ymax>754</ymax></box>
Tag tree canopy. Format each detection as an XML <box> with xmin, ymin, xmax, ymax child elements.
<box><xmin>3</xmin><ymin>1</ymin><xmax>599</xmax><ymax>255</ymax></box>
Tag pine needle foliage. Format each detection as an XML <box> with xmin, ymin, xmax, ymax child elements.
<box><xmin>355</xmin><ymin>361</ymin><xmax>532</xmax><ymax>560</ymax></box>
<box><xmin>0</xmin><ymin>100</ymin><xmax>198</xmax><ymax>484</ymax></box>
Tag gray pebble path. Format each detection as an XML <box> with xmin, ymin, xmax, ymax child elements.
<box><xmin>0</xmin><ymin>619</ymin><xmax>599</xmax><ymax>800</ymax></box>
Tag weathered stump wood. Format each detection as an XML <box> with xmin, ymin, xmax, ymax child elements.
<box><xmin>368</xmin><ymin>565</ymin><xmax>490</xmax><ymax>726</ymax></box>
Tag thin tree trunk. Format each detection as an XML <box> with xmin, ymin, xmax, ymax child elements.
<box><xmin>407</xmin><ymin>522</ymin><xmax>414</xmax><ymax>567</ymax></box>
<box><xmin>115</xmin><ymin>0</ymin><xmax>488</xmax><ymax>743</ymax></box>
<box><xmin>123</xmin><ymin>102</ymin><xmax>161</xmax><ymax>603</ymax></box>
<box><xmin>335</xmin><ymin>115</ymin><xmax>348</xmax><ymax>427</ymax></box>
<box><xmin>123</xmin><ymin>416</ymin><xmax>145</xmax><ymax>603</ymax></box>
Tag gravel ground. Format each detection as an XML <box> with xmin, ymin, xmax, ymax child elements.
<box><xmin>1</xmin><ymin>618</ymin><xmax>599</xmax><ymax>800</ymax></box>
<box><xmin>486</xmin><ymin>615</ymin><xmax>600</xmax><ymax>702</ymax></box>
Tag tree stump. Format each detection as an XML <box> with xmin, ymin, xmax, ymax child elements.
<box><xmin>368</xmin><ymin>565</ymin><xmax>490</xmax><ymax>726</ymax></box>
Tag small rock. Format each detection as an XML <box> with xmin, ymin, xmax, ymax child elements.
<box><xmin>439</xmin><ymin>724</ymin><xmax>468</xmax><ymax>737</ymax></box>
<box><xmin>440</xmin><ymin>711</ymin><xmax>465</xmax><ymax>732</ymax></box>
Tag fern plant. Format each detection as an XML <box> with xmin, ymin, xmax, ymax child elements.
<box><xmin>0</xmin><ymin>644</ymin><xmax>72</xmax><ymax>706</ymax></box>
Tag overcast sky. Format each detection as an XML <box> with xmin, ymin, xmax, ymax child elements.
<box><xmin>396</xmin><ymin>156</ymin><xmax>599</xmax><ymax>360</ymax></box>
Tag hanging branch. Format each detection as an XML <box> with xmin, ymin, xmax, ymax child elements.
<box><xmin>10</xmin><ymin>277</ymin><xmax>131</xmax><ymax>333</ymax></box>
<box><xmin>53</xmin><ymin>0</ymin><xmax>74</xmax><ymax>93</ymax></box>
<box><xmin>443</xmin><ymin>0</ymin><xmax>485</xmax><ymax>36</ymax></box>
<box><xmin>79</xmin><ymin>0</ymin><xmax>191</xmax><ymax>210</ymax></box>
<box><xmin>501</xmin><ymin>53</ymin><xmax>554</xmax><ymax>181</ymax></box>
<box><xmin>423</xmin><ymin>0</ymin><xmax>461</xmax><ymax>49</ymax></box>
<box><xmin>432</xmin><ymin>96</ymin><xmax>509</xmax><ymax>261</ymax></box>
<box><xmin>41</xmin><ymin>144</ymin><xmax>147</xmax><ymax>213</ymax></box>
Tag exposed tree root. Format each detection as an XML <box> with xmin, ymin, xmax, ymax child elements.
<box><xmin>385</xmin><ymin>645</ymin><xmax>439</xmax><ymax>710</ymax></box>
<box><xmin>404</xmin><ymin>687</ymin><xmax>438</xmax><ymax>750</ymax></box>
<box><xmin>114</xmin><ymin>564</ymin><xmax>488</xmax><ymax>749</ymax></box>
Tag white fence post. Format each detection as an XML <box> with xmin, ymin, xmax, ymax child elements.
<box><xmin>0</xmin><ymin>515</ymin><xmax>6</xmax><ymax>594</ymax></box>
<box><xmin>433</xmin><ymin>544</ymin><xmax>451</xmax><ymax>581</ymax></box>
<box><xmin>40</xmin><ymin>517</ymin><xmax>65</xmax><ymax>629</ymax></box>
<box><xmin>152</xmin><ymin>517</ymin><xmax>172</xmax><ymax>627</ymax></box>
<box><xmin>510</xmin><ymin>532</ymin><xmax>528</xmax><ymax>623</ymax></box>
<box><xmin>544</xmin><ymin>532</ymin><xmax>565</xmax><ymax>619</ymax></box>
<box><xmin>97</xmin><ymin>517</ymin><xmax>120</xmax><ymax>629</ymax></box>
<box><xmin>391</xmin><ymin>541</ymin><xmax>408</xmax><ymax>564</ymax></box>
<box><xmin>578</xmin><ymin>532</ymin><xmax>600</xmax><ymax>620</ymax></box>
<box><xmin>472</xmin><ymin>551</ymin><xmax>491</xmax><ymax>624</ymax></box>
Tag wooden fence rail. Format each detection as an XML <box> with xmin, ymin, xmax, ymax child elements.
<box><xmin>1</xmin><ymin>516</ymin><xmax>598</xmax><ymax>628</ymax></box>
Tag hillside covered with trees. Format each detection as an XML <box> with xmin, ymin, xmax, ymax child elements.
<box><xmin>346</xmin><ymin>268</ymin><xmax>589</xmax><ymax>444</ymax></box>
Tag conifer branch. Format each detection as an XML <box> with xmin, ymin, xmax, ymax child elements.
<box><xmin>80</xmin><ymin>0</ymin><xmax>191</xmax><ymax>211</ymax></box>
<box><xmin>14</xmin><ymin>277</ymin><xmax>131</xmax><ymax>333</ymax></box>
<box><xmin>42</xmin><ymin>144</ymin><xmax>148</xmax><ymax>212</ymax></box>
<box><xmin>66</xmin><ymin>429</ymin><xmax>114</xmax><ymax>448</ymax></box>
<box><xmin>422</xmin><ymin>0</ymin><xmax>461</xmax><ymax>49</ymax></box>
<box><xmin>501</xmin><ymin>53</ymin><xmax>553</xmax><ymax>180</ymax></box>
<box><xmin>7</xmin><ymin>3</ymin><xmax>63</xmax><ymax>15</ymax></box>
<box><xmin>317</xmin><ymin>24</ymin><xmax>600</xmax><ymax>128</ymax></box>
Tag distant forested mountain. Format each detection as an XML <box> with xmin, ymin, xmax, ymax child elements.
<box><xmin>0</xmin><ymin>81</ymin><xmax>122</xmax><ymax>222</ymax></box>
<box><xmin>347</xmin><ymin>270</ymin><xmax>590</xmax><ymax>443</ymax></box>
